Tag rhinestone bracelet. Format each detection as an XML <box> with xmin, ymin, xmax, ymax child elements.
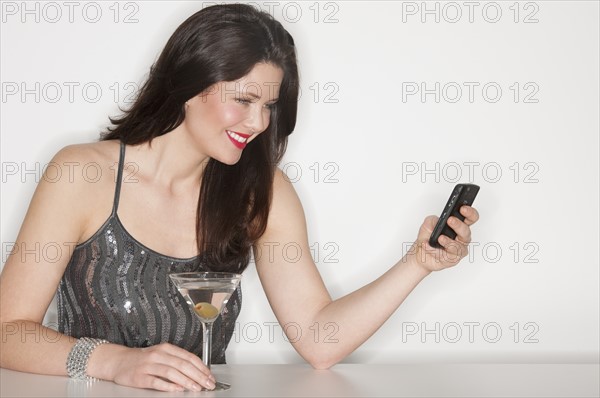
<box><xmin>66</xmin><ymin>337</ymin><xmax>110</xmax><ymax>380</ymax></box>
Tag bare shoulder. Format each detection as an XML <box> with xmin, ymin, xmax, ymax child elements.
<box><xmin>271</xmin><ymin>167</ymin><xmax>304</xmax><ymax>212</ymax></box>
<box><xmin>32</xmin><ymin>140</ymin><xmax>121</xmax><ymax>241</ymax></box>
<box><xmin>272</xmin><ymin>166</ymin><xmax>293</xmax><ymax>194</ymax></box>
<box><xmin>51</xmin><ymin>140</ymin><xmax>119</xmax><ymax>168</ymax></box>
<box><xmin>262</xmin><ymin>167</ymin><xmax>307</xmax><ymax>238</ymax></box>
<box><xmin>46</xmin><ymin>140</ymin><xmax>120</xmax><ymax>190</ymax></box>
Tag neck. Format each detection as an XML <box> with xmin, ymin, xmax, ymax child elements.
<box><xmin>128</xmin><ymin>130</ymin><xmax>209</xmax><ymax>195</ymax></box>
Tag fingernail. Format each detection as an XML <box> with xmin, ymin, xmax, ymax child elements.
<box><xmin>207</xmin><ymin>380</ymin><xmax>216</xmax><ymax>389</ymax></box>
<box><xmin>209</xmin><ymin>374</ymin><xmax>216</xmax><ymax>382</ymax></box>
<box><xmin>192</xmin><ymin>384</ymin><xmax>202</xmax><ymax>391</ymax></box>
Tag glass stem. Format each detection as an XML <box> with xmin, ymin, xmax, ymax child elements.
<box><xmin>202</xmin><ymin>321</ymin><xmax>213</xmax><ymax>370</ymax></box>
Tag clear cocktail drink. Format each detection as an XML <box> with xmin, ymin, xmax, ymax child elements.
<box><xmin>169</xmin><ymin>272</ymin><xmax>241</xmax><ymax>391</ymax></box>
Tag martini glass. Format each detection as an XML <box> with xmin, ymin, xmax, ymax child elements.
<box><xmin>169</xmin><ymin>272</ymin><xmax>242</xmax><ymax>391</ymax></box>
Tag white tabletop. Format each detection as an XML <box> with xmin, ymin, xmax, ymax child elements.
<box><xmin>1</xmin><ymin>364</ymin><xmax>599</xmax><ymax>397</ymax></box>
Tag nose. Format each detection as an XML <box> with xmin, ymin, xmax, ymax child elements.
<box><xmin>244</xmin><ymin>105</ymin><xmax>269</xmax><ymax>135</ymax></box>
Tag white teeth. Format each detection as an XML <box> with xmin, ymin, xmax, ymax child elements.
<box><xmin>227</xmin><ymin>130</ymin><xmax>247</xmax><ymax>143</ymax></box>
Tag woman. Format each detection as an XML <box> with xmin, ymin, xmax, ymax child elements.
<box><xmin>0</xmin><ymin>3</ymin><xmax>479</xmax><ymax>392</ymax></box>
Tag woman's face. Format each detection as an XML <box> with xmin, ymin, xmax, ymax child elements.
<box><xmin>183</xmin><ymin>62</ymin><xmax>284</xmax><ymax>165</ymax></box>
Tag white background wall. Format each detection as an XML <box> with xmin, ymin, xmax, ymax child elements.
<box><xmin>1</xmin><ymin>1</ymin><xmax>598</xmax><ymax>364</ymax></box>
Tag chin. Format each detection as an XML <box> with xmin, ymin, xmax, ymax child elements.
<box><xmin>214</xmin><ymin>153</ymin><xmax>243</xmax><ymax>166</ymax></box>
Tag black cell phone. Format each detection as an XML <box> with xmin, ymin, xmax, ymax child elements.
<box><xmin>428</xmin><ymin>183</ymin><xmax>480</xmax><ymax>249</ymax></box>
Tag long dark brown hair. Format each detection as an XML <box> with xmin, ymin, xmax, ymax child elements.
<box><xmin>101</xmin><ymin>4</ymin><xmax>299</xmax><ymax>273</ymax></box>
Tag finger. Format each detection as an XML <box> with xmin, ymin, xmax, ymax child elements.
<box><xmin>460</xmin><ymin>206</ymin><xmax>480</xmax><ymax>225</ymax></box>
<box><xmin>417</xmin><ymin>216</ymin><xmax>439</xmax><ymax>243</ymax></box>
<box><xmin>437</xmin><ymin>236</ymin><xmax>468</xmax><ymax>263</ymax></box>
<box><xmin>156</xmin><ymin>343</ymin><xmax>214</xmax><ymax>381</ymax></box>
<box><xmin>155</xmin><ymin>354</ymin><xmax>215</xmax><ymax>390</ymax></box>
<box><xmin>422</xmin><ymin>239</ymin><xmax>441</xmax><ymax>253</ymax></box>
<box><xmin>117</xmin><ymin>372</ymin><xmax>186</xmax><ymax>392</ymax></box>
<box><xmin>421</xmin><ymin>239</ymin><xmax>447</xmax><ymax>265</ymax></box>
<box><xmin>447</xmin><ymin>216</ymin><xmax>471</xmax><ymax>244</ymax></box>
<box><xmin>169</xmin><ymin>356</ymin><xmax>215</xmax><ymax>390</ymax></box>
<box><xmin>420</xmin><ymin>238</ymin><xmax>457</xmax><ymax>269</ymax></box>
<box><xmin>421</xmin><ymin>215</ymin><xmax>439</xmax><ymax>233</ymax></box>
<box><xmin>128</xmin><ymin>372</ymin><xmax>185</xmax><ymax>392</ymax></box>
<box><xmin>147</xmin><ymin>363</ymin><xmax>214</xmax><ymax>391</ymax></box>
<box><xmin>145</xmin><ymin>375</ymin><xmax>185</xmax><ymax>393</ymax></box>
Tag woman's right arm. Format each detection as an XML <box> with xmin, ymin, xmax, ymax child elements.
<box><xmin>0</xmin><ymin>145</ymin><xmax>215</xmax><ymax>392</ymax></box>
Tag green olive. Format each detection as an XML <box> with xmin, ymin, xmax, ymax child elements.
<box><xmin>194</xmin><ymin>302</ymin><xmax>219</xmax><ymax>319</ymax></box>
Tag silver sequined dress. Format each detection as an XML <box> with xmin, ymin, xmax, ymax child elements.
<box><xmin>56</xmin><ymin>141</ymin><xmax>242</xmax><ymax>364</ymax></box>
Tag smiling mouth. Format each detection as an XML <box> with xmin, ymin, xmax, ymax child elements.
<box><xmin>226</xmin><ymin>130</ymin><xmax>250</xmax><ymax>149</ymax></box>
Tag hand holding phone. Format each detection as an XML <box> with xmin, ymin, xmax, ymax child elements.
<box><xmin>428</xmin><ymin>183</ymin><xmax>480</xmax><ymax>249</ymax></box>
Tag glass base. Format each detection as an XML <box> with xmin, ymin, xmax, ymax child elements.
<box><xmin>205</xmin><ymin>381</ymin><xmax>230</xmax><ymax>391</ymax></box>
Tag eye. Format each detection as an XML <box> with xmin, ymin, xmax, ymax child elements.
<box><xmin>235</xmin><ymin>98</ymin><xmax>251</xmax><ymax>105</ymax></box>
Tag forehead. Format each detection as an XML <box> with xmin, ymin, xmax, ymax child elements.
<box><xmin>227</xmin><ymin>62</ymin><xmax>284</xmax><ymax>99</ymax></box>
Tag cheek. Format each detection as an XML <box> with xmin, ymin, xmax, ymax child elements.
<box><xmin>219</xmin><ymin>104</ymin><xmax>246</xmax><ymax>126</ymax></box>
<box><xmin>263</xmin><ymin>111</ymin><xmax>271</xmax><ymax>128</ymax></box>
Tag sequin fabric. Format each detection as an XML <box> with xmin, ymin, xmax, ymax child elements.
<box><xmin>56</xmin><ymin>141</ymin><xmax>242</xmax><ymax>364</ymax></box>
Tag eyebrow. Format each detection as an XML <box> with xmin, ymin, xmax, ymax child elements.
<box><xmin>238</xmin><ymin>92</ymin><xmax>279</xmax><ymax>102</ymax></box>
<box><xmin>244</xmin><ymin>92</ymin><xmax>260</xmax><ymax>100</ymax></box>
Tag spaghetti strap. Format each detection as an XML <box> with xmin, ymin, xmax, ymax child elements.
<box><xmin>111</xmin><ymin>141</ymin><xmax>126</xmax><ymax>216</ymax></box>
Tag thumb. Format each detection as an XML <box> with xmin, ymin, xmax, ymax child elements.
<box><xmin>417</xmin><ymin>215</ymin><xmax>439</xmax><ymax>241</ymax></box>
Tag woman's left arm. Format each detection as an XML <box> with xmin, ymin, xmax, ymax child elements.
<box><xmin>254</xmin><ymin>169</ymin><xmax>479</xmax><ymax>369</ymax></box>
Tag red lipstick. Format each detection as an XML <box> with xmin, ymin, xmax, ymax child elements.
<box><xmin>226</xmin><ymin>130</ymin><xmax>250</xmax><ymax>149</ymax></box>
